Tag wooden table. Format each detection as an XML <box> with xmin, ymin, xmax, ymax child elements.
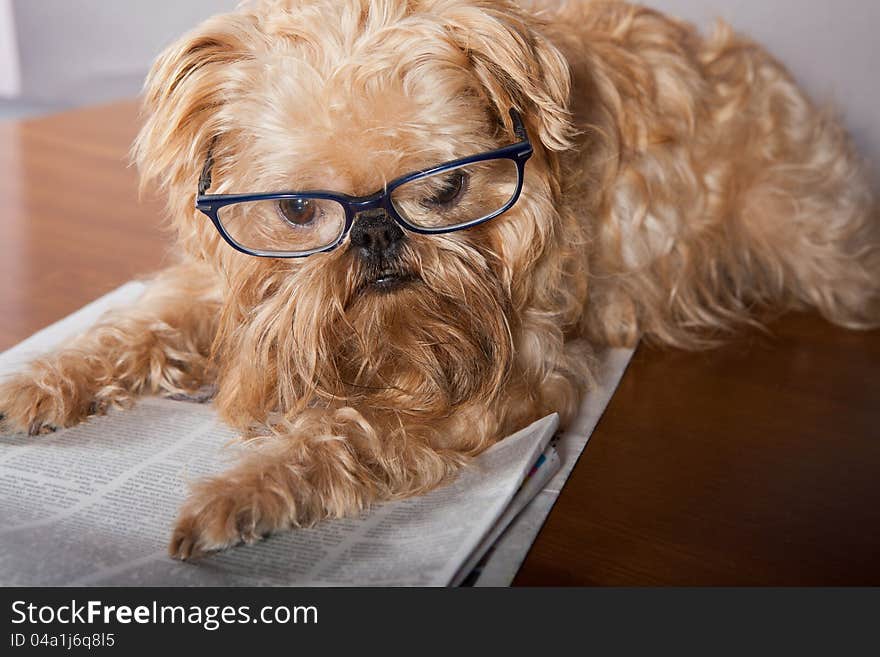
<box><xmin>2</xmin><ymin>102</ymin><xmax>878</xmax><ymax>585</ymax></box>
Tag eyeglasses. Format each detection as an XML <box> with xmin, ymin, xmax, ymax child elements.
<box><xmin>195</xmin><ymin>109</ymin><xmax>533</xmax><ymax>258</ymax></box>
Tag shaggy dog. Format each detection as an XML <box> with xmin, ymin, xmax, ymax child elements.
<box><xmin>1</xmin><ymin>0</ymin><xmax>877</xmax><ymax>559</ymax></box>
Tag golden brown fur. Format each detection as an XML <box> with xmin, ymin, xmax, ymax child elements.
<box><xmin>1</xmin><ymin>0</ymin><xmax>877</xmax><ymax>559</ymax></box>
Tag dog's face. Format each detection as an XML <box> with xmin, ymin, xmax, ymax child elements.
<box><xmin>135</xmin><ymin>0</ymin><xmax>574</xmax><ymax>425</ymax></box>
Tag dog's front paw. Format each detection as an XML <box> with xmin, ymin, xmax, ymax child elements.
<box><xmin>169</xmin><ymin>480</ymin><xmax>275</xmax><ymax>561</ymax></box>
<box><xmin>0</xmin><ymin>369</ymin><xmax>132</xmax><ymax>436</ymax></box>
<box><xmin>0</xmin><ymin>374</ymin><xmax>73</xmax><ymax>436</ymax></box>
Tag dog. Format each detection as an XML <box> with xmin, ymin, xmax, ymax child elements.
<box><xmin>1</xmin><ymin>0</ymin><xmax>877</xmax><ymax>560</ymax></box>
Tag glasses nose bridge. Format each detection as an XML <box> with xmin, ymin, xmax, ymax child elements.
<box><xmin>348</xmin><ymin>189</ymin><xmax>388</xmax><ymax>215</ymax></box>
<box><xmin>347</xmin><ymin>189</ymin><xmax>405</xmax><ymax>234</ymax></box>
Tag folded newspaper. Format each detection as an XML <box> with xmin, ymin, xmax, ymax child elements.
<box><xmin>0</xmin><ymin>283</ymin><xmax>633</xmax><ymax>586</ymax></box>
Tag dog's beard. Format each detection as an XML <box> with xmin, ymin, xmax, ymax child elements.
<box><xmin>214</xmin><ymin>240</ymin><xmax>514</xmax><ymax>427</ymax></box>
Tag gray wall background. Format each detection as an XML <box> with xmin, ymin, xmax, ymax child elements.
<box><xmin>1</xmin><ymin>0</ymin><xmax>877</xmax><ymax>169</ymax></box>
<box><xmin>5</xmin><ymin>0</ymin><xmax>238</xmax><ymax>107</ymax></box>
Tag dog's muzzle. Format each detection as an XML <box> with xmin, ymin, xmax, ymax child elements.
<box><xmin>349</xmin><ymin>210</ymin><xmax>405</xmax><ymax>263</ymax></box>
<box><xmin>350</xmin><ymin>210</ymin><xmax>418</xmax><ymax>292</ymax></box>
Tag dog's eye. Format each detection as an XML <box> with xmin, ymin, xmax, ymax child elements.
<box><xmin>277</xmin><ymin>198</ymin><xmax>317</xmax><ymax>227</ymax></box>
<box><xmin>425</xmin><ymin>172</ymin><xmax>468</xmax><ymax>206</ymax></box>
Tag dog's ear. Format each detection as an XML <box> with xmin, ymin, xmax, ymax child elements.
<box><xmin>444</xmin><ymin>2</ymin><xmax>574</xmax><ymax>151</ymax></box>
<box><xmin>133</xmin><ymin>12</ymin><xmax>256</xmax><ymax>207</ymax></box>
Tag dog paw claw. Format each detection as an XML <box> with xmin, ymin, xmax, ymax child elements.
<box><xmin>27</xmin><ymin>421</ymin><xmax>57</xmax><ymax>436</ymax></box>
<box><xmin>168</xmin><ymin>485</ymin><xmax>274</xmax><ymax>561</ymax></box>
<box><xmin>168</xmin><ymin>523</ymin><xmax>210</xmax><ymax>561</ymax></box>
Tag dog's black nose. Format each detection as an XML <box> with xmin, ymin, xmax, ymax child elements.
<box><xmin>349</xmin><ymin>211</ymin><xmax>405</xmax><ymax>261</ymax></box>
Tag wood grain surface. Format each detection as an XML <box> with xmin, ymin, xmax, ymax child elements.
<box><xmin>0</xmin><ymin>101</ymin><xmax>167</xmax><ymax>350</ymax></box>
<box><xmin>2</xmin><ymin>102</ymin><xmax>878</xmax><ymax>585</ymax></box>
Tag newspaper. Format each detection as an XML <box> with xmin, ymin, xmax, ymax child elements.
<box><xmin>453</xmin><ymin>444</ymin><xmax>561</xmax><ymax>586</ymax></box>
<box><xmin>0</xmin><ymin>283</ymin><xmax>634</xmax><ymax>586</ymax></box>
<box><xmin>471</xmin><ymin>346</ymin><xmax>635</xmax><ymax>586</ymax></box>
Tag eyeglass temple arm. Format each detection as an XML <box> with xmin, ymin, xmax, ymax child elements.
<box><xmin>198</xmin><ymin>137</ymin><xmax>217</xmax><ymax>196</ymax></box>
<box><xmin>509</xmin><ymin>108</ymin><xmax>528</xmax><ymax>142</ymax></box>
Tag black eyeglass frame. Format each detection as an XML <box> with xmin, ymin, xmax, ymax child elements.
<box><xmin>195</xmin><ymin>109</ymin><xmax>534</xmax><ymax>258</ymax></box>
